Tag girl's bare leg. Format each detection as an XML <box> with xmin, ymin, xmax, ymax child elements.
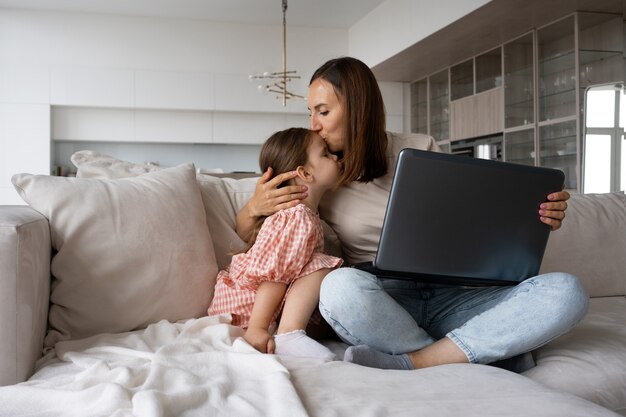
<box><xmin>277</xmin><ymin>268</ymin><xmax>330</xmax><ymax>333</ymax></box>
<box><xmin>274</xmin><ymin>268</ymin><xmax>336</xmax><ymax>360</ymax></box>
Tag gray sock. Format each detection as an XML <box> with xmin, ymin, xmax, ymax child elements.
<box><xmin>344</xmin><ymin>345</ymin><xmax>414</xmax><ymax>370</ymax></box>
<box><xmin>490</xmin><ymin>352</ymin><xmax>536</xmax><ymax>373</ymax></box>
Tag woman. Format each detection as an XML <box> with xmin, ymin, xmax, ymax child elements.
<box><xmin>236</xmin><ymin>57</ymin><xmax>588</xmax><ymax>371</ymax></box>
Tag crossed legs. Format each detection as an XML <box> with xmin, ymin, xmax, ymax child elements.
<box><xmin>319</xmin><ymin>268</ymin><xmax>588</xmax><ymax>370</ymax></box>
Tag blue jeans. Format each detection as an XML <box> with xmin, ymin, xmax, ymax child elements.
<box><xmin>318</xmin><ymin>268</ymin><xmax>588</xmax><ymax>364</ymax></box>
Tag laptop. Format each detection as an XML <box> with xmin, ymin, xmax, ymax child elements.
<box><xmin>355</xmin><ymin>148</ymin><xmax>565</xmax><ymax>286</ymax></box>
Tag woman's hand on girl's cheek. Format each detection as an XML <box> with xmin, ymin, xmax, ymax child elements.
<box><xmin>248</xmin><ymin>168</ymin><xmax>308</xmax><ymax>218</ymax></box>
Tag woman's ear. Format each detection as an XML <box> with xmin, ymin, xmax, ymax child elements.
<box><xmin>296</xmin><ymin>165</ymin><xmax>314</xmax><ymax>183</ymax></box>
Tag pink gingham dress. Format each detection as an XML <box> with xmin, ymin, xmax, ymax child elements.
<box><xmin>208</xmin><ymin>204</ymin><xmax>343</xmax><ymax>328</ymax></box>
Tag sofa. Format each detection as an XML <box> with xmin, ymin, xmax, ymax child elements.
<box><xmin>0</xmin><ymin>150</ymin><xmax>625</xmax><ymax>417</ymax></box>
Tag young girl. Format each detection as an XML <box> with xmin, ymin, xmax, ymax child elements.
<box><xmin>208</xmin><ymin>127</ymin><xmax>343</xmax><ymax>360</ymax></box>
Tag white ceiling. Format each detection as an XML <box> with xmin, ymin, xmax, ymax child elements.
<box><xmin>0</xmin><ymin>0</ymin><xmax>386</xmax><ymax>28</ymax></box>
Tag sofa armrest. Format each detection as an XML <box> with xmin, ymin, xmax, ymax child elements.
<box><xmin>0</xmin><ymin>206</ymin><xmax>50</xmax><ymax>386</ymax></box>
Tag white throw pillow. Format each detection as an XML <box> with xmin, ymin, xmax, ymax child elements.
<box><xmin>195</xmin><ymin>174</ymin><xmax>257</xmax><ymax>268</ymax></box>
<box><xmin>12</xmin><ymin>164</ymin><xmax>218</xmax><ymax>347</ymax></box>
<box><xmin>72</xmin><ymin>150</ymin><xmax>161</xmax><ymax>178</ymax></box>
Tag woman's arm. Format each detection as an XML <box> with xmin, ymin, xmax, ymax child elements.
<box><xmin>540</xmin><ymin>190</ymin><xmax>570</xmax><ymax>231</ymax></box>
<box><xmin>236</xmin><ymin>168</ymin><xmax>308</xmax><ymax>240</ymax></box>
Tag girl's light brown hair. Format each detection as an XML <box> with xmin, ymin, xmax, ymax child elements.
<box><xmin>241</xmin><ymin>127</ymin><xmax>313</xmax><ymax>252</ymax></box>
<box><xmin>310</xmin><ymin>56</ymin><xmax>388</xmax><ymax>184</ymax></box>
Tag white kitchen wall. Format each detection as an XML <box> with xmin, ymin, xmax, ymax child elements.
<box><xmin>0</xmin><ymin>103</ymin><xmax>50</xmax><ymax>203</ymax></box>
<box><xmin>0</xmin><ymin>8</ymin><xmax>407</xmax><ymax>204</ymax></box>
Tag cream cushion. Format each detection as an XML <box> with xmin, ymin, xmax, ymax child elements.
<box><xmin>70</xmin><ymin>150</ymin><xmax>257</xmax><ymax>269</ymax></box>
<box><xmin>291</xmin><ymin>362</ymin><xmax>619</xmax><ymax>417</ymax></box>
<box><xmin>194</xmin><ymin>174</ymin><xmax>257</xmax><ymax>268</ymax></box>
<box><xmin>539</xmin><ymin>192</ymin><xmax>626</xmax><ymax>297</ymax></box>
<box><xmin>525</xmin><ymin>297</ymin><xmax>626</xmax><ymax>413</ymax></box>
<box><xmin>72</xmin><ymin>150</ymin><xmax>161</xmax><ymax>178</ymax></box>
<box><xmin>11</xmin><ymin>164</ymin><xmax>218</xmax><ymax>347</ymax></box>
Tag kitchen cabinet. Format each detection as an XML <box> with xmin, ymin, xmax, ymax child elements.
<box><xmin>410</xmin><ymin>11</ymin><xmax>624</xmax><ymax>191</ymax></box>
<box><xmin>410</xmin><ymin>78</ymin><xmax>428</xmax><ymax>135</ymax></box>
<box><xmin>429</xmin><ymin>69</ymin><xmax>450</xmax><ymax>141</ymax></box>
<box><xmin>451</xmin><ymin>59</ymin><xmax>473</xmax><ymax>100</ymax></box>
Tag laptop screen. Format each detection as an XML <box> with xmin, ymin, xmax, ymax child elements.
<box><xmin>373</xmin><ymin>148</ymin><xmax>565</xmax><ymax>285</ymax></box>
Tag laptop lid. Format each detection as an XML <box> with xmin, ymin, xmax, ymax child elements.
<box><xmin>371</xmin><ymin>148</ymin><xmax>565</xmax><ymax>286</ymax></box>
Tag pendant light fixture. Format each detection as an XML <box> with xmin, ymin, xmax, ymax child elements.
<box><xmin>249</xmin><ymin>0</ymin><xmax>303</xmax><ymax>106</ymax></box>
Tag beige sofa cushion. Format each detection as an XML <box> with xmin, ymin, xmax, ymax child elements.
<box><xmin>290</xmin><ymin>361</ymin><xmax>619</xmax><ymax>417</ymax></box>
<box><xmin>524</xmin><ymin>297</ymin><xmax>626</xmax><ymax>414</ymax></box>
<box><xmin>71</xmin><ymin>150</ymin><xmax>258</xmax><ymax>269</ymax></box>
<box><xmin>540</xmin><ymin>192</ymin><xmax>626</xmax><ymax>297</ymax></box>
<box><xmin>12</xmin><ymin>164</ymin><xmax>218</xmax><ymax>347</ymax></box>
<box><xmin>195</xmin><ymin>174</ymin><xmax>257</xmax><ymax>268</ymax></box>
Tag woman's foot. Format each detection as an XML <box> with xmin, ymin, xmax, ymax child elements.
<box><xmin>344</xmin><ymin>345</ymin><xmax>414</xmax><ymax>370</ymax></box>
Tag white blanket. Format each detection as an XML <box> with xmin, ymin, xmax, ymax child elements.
<box><xmin>0</xmin><ymin>315</ymin><xmax>620</xmax><ymax>417</ymax></box>
<box><xmin>0</xmin><ymin>315</ymin><xmax>308</xmax><ymax>417</ymax></box>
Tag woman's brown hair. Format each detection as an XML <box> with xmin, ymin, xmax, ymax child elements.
<box><xmin>241</xmin><ymin>127</ymin><xmax>313</xmax><ymax>252</ymax></box>
<box><xmin>310</xmin><ymin>56</ymin><xmax>388</xmax><ymax>184</ymax></box>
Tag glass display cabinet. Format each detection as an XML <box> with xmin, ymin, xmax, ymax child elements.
<box><xmin>504</xmin><ymin>128</ymin><xmax>535</xmax><ymax>166</ymax></box>
<box><xmin>476</xmin><ymin>47</ymin><xmax>502</xmax><ymax>94</ymax></box>
<box><xmin>408</xmin><ymin>11</ymin><xmax>623</xmax><ymax>192</ymax></box>
<box><xmin>539</xmin><ymin>119</ymin><xmax>578</xmax><ymax>189</ymax></box>
<box><xmin>451</xmin><ymin>59</ymin><xmax>473</xmax><ymax>100</ymax></box>
<box><xmin>504</xmin><ymin>32</ymin><xmax>534</xmax><ymax>129</ymax></box>
<box><xmin>429</xmin><ymin>69</ymin><xmax>449</xmax><ymax>141</ymax></box>
<box><xmin>410</xmin><ymin>78</ymin><xmax>428</xmax><ymax>134</ymax></box>
<box><xmin>578</xmin><ymin>13</ymin><xmax>623</xmax><ymax>91</ymax></box>
<box><xmin>537</xmin><ymin>15</ymin><xmax>576</xmax><ymax>123</ymax></box>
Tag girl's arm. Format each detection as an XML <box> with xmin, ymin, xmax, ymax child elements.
<box><xmin>245</xmin><ymin>281</ymin><xmax>288</xmax><ymax>353</ymax></box>
<box><xmin>236</xmin><ymin>168</ymin><xmax>307</xmax><ymax>240</ymax></box>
